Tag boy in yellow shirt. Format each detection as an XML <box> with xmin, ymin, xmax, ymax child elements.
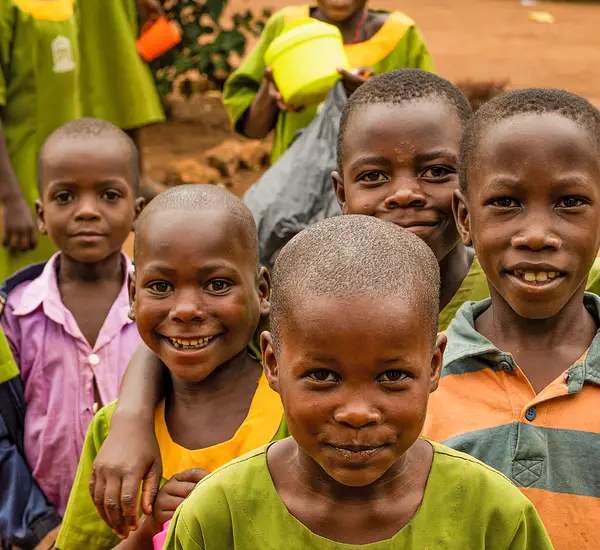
<box><xmin>56</xmin><ymin>185</ymin><xmax>286</xmax><ymax>550</ymax></box>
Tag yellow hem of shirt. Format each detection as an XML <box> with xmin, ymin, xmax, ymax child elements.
<box><xmin>12</xmin><ymin>0</ymin><xmax>74</xmax><ymax>21</ymax></box>
<box><xmin>283</xmin><ymin>6</ymin><xmax>414</xmax><ymax>68</ymax></box>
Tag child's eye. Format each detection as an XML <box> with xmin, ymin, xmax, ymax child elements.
<box><xmin>148</xmin><ymin>281</ymin><xmax>172</xmax><ymax>294</ymax></box>
<box><xmin>488</xmin><ymin>197</ymin><xmax>519</xmax><ymax>208</ymax></box>
<box><xmin>205</xmin><ymin>279</ymin><xmax>231</xmax><ymax>294</ymax></box>
<box><xmin>421</xmin><ymin>166</ymin><xmax>454</xmax><ymax>180</ymax></box>
<box><xmin>102</xmin><ymin>190</ymin><xmax>121</xmax><ymax>202</ymax></box>
<box><xmin>556</xmin><ymin>197</ymin><xmax>587</xmax><ymax>208</ymax></box>
<box><xmin>358</xmin><ymin>171</ymin><xmax>388</xmax><ymax>184</ymax></box>
<box><xmin>308</xmin><ymin>370</ymin><xmax>337</xmax><ymax>383</ymax></box>
<box><xmin>53</xmin><ymin>191</ymin><xmax>73</xmax><ymax>204</ymax></box>
<box><xmin>378</xmin><ymin>370</ymin><xmax>408</xmax><ymax>383</ymax></box>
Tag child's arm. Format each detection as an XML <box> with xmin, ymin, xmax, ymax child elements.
<box><xmin>507</xmin><ymin>503</ymin><xmax>554</xmax><ymax>549</ymax></box>
<box><xmin>222</xmin><ymin>10</ymin><xmax>290</xmax><ymax>139</ymax></box>
<box><xmin>0</xmin><ymin>120</ymin><xmax>37</xmax><ymax>253</ymax></box>
<box><xmin>89</xmin><ymin>344</ymin><xmax>168</xmax><ymax>538</ymax></box>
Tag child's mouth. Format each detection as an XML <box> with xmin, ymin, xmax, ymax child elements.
<box><xmin>164</xmin><ymin>335</ymin><xmax>217</xmax><ymax>350</ymax></box>
<box><xmin>510</xmin><ymin>269</ymin><xmax>564</xmax><ymax>283</ymax></box>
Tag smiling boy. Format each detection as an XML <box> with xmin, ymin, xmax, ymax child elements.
<box><xmin>164</xmin><ymin>215</ymin><xmax>552</xmax><ymax>550</ymax></box>
<box><xmin>423</xmin><ymin>89</ymin><xmax>600</xmax><ymax>549</ymax></box>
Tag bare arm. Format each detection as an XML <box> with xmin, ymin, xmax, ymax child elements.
<box><xmin>0</xmin><ymin>120</ymin><xmax>36</xmax><ymax>253</ymax></box>
<box><xmin>90</xmin><ymin>344</ymin><xmax>168</xmax><ymax>538</ymax></box>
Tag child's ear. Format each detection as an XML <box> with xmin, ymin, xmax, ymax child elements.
<box><xmin>133</xmin><ymin>197</ymin><xmax>146</xmax><ymax>227</ymax></box>
<box><xmin>35</xmin><ymin>200</ymin><xmax>47</xmax><ymax>235</ymax></box>
<box><xmin>128</xmin><ymin>271</ymin><xmax>137</xmax><ymax>321</ymax></box>
<box><xmin>452</xmin><ymin>190</ymin><xmax>473</xmax><ymax>247</ymax></box>
<box><xmin>429</xmin><ymin>333</ymin><xmax>447</xmax><ymax>393</ymax></box>
<box><xmin>331</xmin><ymin>171</ymin><xmax>348</xmax><ymax>213</ymax></box>
<box><xmin>261</xmin><ymin>331</ymin><xmax>280</xmax><ymax>394</ymax></box>
<box><xmin>257</xmin><ymin>267</ymin><xmax>271</xmax><ymax>317</ymax></box>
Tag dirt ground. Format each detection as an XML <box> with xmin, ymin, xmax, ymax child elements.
<box><xmin>125</xmin><ymin>0</ymin><xmax>600</xmax><ymax>255</ymax></box>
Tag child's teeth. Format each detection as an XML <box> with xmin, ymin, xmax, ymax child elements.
<box><xmin>535</xmin><ymin>272</ymin><xmax>548</xmax><ymax>282</ymax></box>
<box><xmin>548</xmin><ymin>272</ymin><xmax>557</xmax><ymax>279</ymax></box>
<box><xmin>524</xmin><ymin>271</ymin><xmax>536</xmax><ymax>282</ymax></box>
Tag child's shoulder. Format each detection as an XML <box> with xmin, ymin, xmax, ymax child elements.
<box><xmin>429</xmin><ymin>440</ymin><xmax>531</xmax><ymax>508</ymax></box>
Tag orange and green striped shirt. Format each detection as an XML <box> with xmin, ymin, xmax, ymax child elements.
<box><xmin>423</xmin><ymin>292</ymin><xmax>600</xmax><ymax>550</ymax></box>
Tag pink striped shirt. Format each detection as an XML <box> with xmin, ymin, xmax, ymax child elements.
<box><xmin>1</xmin><ymin>253</ymin><xmax>141</xmax><ymax>515</ymax></box>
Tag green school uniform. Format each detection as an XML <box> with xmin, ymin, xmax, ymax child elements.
<box><xmin>0</xmin><ymin>326</ymin><xmax>17</xmax><ymax>383</ymax></box>
<box><xmin>223</xmin><ymin>6</ymin><xmax>434</xmax><ymax>163</ymax></box>
<box><xmin>56</xmin><ymin>370</ymin><xmax>289</xmax><ymax>550</ymax></box>
<box><xmin>75</xmin><ymin>0</ymin><xmax>165</xmax><ymax>129</ymax></box>
<box><xmin>0</xmin><ymin>0</ymin><xmax>81</xmax><ymax>280</ymax></box>
<box><xmin>439</xmin><ymin>256</ymin><xmax>600</xmax><ymax>332</ymax></box>
<box><xmin>164</xmin><ymin>440</ymin><xmax>553</xmax><ymax>549</ymax></box>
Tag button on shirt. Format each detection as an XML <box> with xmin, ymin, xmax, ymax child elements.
<box><xmin>422</xmin><ymin>294</ymin><xmax>600</xmax><ymax>550</ymax></box>
<box><xmin>1</xmin><ymin>253</ymin><xmax>141</xmax><ymax>515</ymax></box>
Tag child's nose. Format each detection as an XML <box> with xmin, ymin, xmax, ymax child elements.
<box><xmin>511</xmin><ymin>216</ymin><xmax>561</xmax><ymax>251</ymax></box>
<box><xmin>74</xmin><ymin>197</ymin><xmax>100</xmax><ymax>220</ymax></box>
<box><xmin>384</xmin><ymin>180</ymin><xmax>426</xmax><ymax>209</ymax></box>
<box><xmin>333</xmin><ymin>401</ymin><xmax>382</xmax><ymax>428</ymax></box>
<box><xmin>169</xmin><ymin>294</ymin><xmax>208</xmax><ymax>323</ymax></box>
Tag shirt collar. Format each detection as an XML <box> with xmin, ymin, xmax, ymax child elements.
<box><xmin>13</xmin><ymin>252</ymin><xmax>134</xmax><ymax>334</ymax></box>
<box><xmin>444</xmin><ymin>293</ymin><xmax>600</xmax><ymax>389</ymax></box>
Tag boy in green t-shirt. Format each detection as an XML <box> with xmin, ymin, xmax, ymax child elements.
<box><xmin>164</xmin><ymin>215</ymin><xmax>552</xmax><ymax>549</ymax></box>
<box><xmin>224</xmin><ymin>0</ymin><xmax>434</xmax><ymax>162</ymax></box>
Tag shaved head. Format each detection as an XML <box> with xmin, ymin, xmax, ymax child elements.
<box><xmin>39</xmin><ymin>117</ymin><xmax>139</xmax><ymax>191</ymax></box>
<box><xmin>134</xmin><ymin>184</ymin><xmax>259</xmax><ymax>267</ymax></box>
<box><xmin>271</xmin><ymin>215</ymin><xmax>441</xmax><ymax>347</ymax></box>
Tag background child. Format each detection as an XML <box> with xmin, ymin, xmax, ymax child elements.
<box><xmin>164</xmin><ymin>214</ymin><xmax>552</xmax><ymax>549</ymax></box>
<box><xmin>0</xmin><ymin>118</ymin><xmax>143</xmax><ymax>517</ymax></box>
<box><xmin>223</xmin><ymin>0</ymin><xmax>434</xmax><ymax>162</ymax></box>
<box><xmin>423</xmin><ymin>89</ymin><xmax>600</xmax><ymax>549</ymax></box>
<box><xmin>0</xmin><ymin>0</ymin><xmax>81</xmax><ymax>280</ymax></box>
<box><xmin>76</xmin><ymin>0</ymin><xmax>165</xmax><ymax>176</ymax></box>
<box><xmin>56</xmin><ymin>184</ymin><xmax>286</xmax><ymax>550</ymax></box>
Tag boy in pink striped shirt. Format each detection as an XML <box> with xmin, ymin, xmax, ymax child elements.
<box><xmin>1</xmin><ymin>118</ymin><xmax>144</xmax><ymax>517</ymax></box>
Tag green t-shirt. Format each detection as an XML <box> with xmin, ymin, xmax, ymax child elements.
<box><xmin>164</xmin><ymin>440</ymin><xmax>553</xmax><ymax>549</ymax></box>
<box><xmin>439</xmin><ymin>255</ymin><xmax>600</xmax><ymax>332</ymax></box>
<box><xmin>0</xmin><ymin>326</ymin><xmax>18</xmax><ymax>383</ymax></box>
<box><xmin>56</xmin><ymin>372</ymin><xmax>289</xmax><ymax>550</ymax></box>
<box><xmin>0</xmin><ymin>0</ymin><xmax>81</xmax><ymax>279</ymax></box>
<box><xmin>75</xmin><ymin>0</ymin><xmax>165</xmax><ymax>129</ymax></box>
<box><xmin>223</xmin><ymin>6</ymin><xmax>435</xmax><ymax>163</ymax></box>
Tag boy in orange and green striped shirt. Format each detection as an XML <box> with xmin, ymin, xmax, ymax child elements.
<box><xmin>422</xmin><ymin>88</ymin><xmax>600</xmax><ymax>549</ymax></box>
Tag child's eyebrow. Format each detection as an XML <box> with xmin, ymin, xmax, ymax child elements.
<box><xmin>415</xmin><ymin>150</ymin><xmax>458</xmax><ymax>163</ymax></box>
<box><xmin>349</xmin><ymin>156</ymin><xmax>392</xmax><ymax>171</ymax></box>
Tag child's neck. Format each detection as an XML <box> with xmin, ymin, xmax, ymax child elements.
<box><xmin>268</xmin><ymin>437</ymin><xmax>433</xmax><ymax>544</ymax></box>
<box><xmin>438</xmin><ymin>242</ymin><xmax>474</xmax><ymax>312</ymax></box>
<box><xmin>313</xmin><ymin>8</ymin><xmax>369</xmax><ymax>44</ymax></box>
<box><xmin>57</xmin><ymin>251</ymin><xmax>125</xmax><ymax>348</ymax></box>
<box><xmin>476</xmin><ymin>286</ymin><xmax>597</xmax><ymax>393</ymax></box>
<box><xmin>165</xmin><ymin>349</ymin><xmax>263</xmax><ymax>450</ymax></box>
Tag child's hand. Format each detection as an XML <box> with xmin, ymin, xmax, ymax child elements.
<box><xmin>151</xmin><ymin>469</ymin><xmax>209</xmax><ymax>531</ymax></box>
<box><xmin>137</xmin><ymin>0</ymin><xmax>164</xmax><ymax>18</ymax></box>
<box><xmin>89</xmin><ymin>422</ymin><xmax>163</xmax><ymax>539</ymax></box>
<box><xmin>2</xmin><ymin>195</ymin><xmax>36</xmax><ymax>254</ymax></box>
<box><xmin>263</xmin><ymin>68</ymin><xmax>305</xmax><ymax>113</ymax></box>
<box><xmin>337</xmin><ymin>67</ymin><xmax>374</xmax><ymax>97</ymax></box>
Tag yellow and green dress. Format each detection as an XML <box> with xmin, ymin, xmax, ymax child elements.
<box><xmin>0</xmin><ymin>0</ymin><xmax>81</xmax><ymax>279</ymax></box>
<box><xmin>223</xmin><ymin>6</ymin><xmax>435</xmax><ymax>163</ymax></box>
<box><xmin>56</xmin><ymin>360</ymin><xmax>289</xmax><ymax>550</ymax></box>
<box><xmin>75</xmin><ymin>0</ymin><xmax>165</xmax><ymax>129</ymax></box>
